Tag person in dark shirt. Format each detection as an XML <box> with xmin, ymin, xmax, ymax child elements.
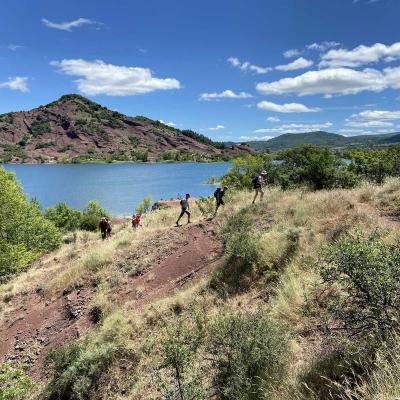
<box><xmin>213</xmin><ymin>187</ymin><xmax>227</xmax><ymax>217</ymax></box>
<box><xmin>99</xmin><ymin>217</ymin><xmax>108</xmax><ymax>240</ymax></box>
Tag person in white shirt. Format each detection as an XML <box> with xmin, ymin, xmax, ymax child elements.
<box><xmin>176</xmin><ymin>193</ymin><xmax>191</xmax><ymax>226</ymax></box>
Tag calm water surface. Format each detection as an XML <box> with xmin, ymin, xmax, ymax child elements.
<box><xmin>4</xmin><ymin>162</ymin><xmax>231</xmax><ymax>216</ymax></box>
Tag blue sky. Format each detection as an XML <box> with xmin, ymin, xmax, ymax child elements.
<box><xmin>1</xmin><ymin>0</ymin><xmax>400</xmax><ymax>142</ymax></box>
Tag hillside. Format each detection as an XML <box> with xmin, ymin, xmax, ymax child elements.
<box><xmin>1</xmin><ymin>179</ymin><xmax>400</xmax><ymax>399</ymax></box>
<box><xmin>246</xmin><ymin>130</ymin><xmax>400</xmax><ymax>151</ymax></box>
<box><xmin>0</xmin><ymin>94</ymin><xmax>253</xmax><ymax>163</ymax></box>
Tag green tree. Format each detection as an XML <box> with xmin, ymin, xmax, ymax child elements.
<box><xmin>80</xmin><ymin>201</ymin><xmax>110</xmax><ymax>231</ymax></box>
<box><xmin>0</xmin><ymin>168</ymin><xmax>61</xmax><ymax>281</ymax></box>
<box><xmin>136</xmin><ymin>196</ymin><xmax>153</xmax><ymax>214</ymax></box>
<box><xmin>45</xmin><ymin>203</ymin><xmax>82</xmax><ymax>231</ymax></box>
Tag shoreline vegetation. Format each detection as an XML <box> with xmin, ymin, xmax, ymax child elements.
<box><xmin>1</xmin><ymin>144</ymin><xmax>400</xmax><ymax>399</ymax></box>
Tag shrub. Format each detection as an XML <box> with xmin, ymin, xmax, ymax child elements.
<box><xmin>196</xmin><ymin>196</ymin><xmax>215</xmax><ymax>218</ymax></box>
<box><xmin>320</xmin><ymin>231</ymin><xmax>400</xmax><ymax>339</ymax></box>
<box><xmin>157</xmin><ymin>318</ymin><xmax>206</xmax><ymax>400</ymax></box>
<box><xmin>80</xmin><ymin>201</ymin><xmax>110</xmax><ymax>231</ymax></box>
<box><xmin>0</xmin><ymin>168</ymin><xmax>62</xmax><ymax>281</ymax></box>
<box><xmin>211</xmin><ymin>206</ymin><xmax>262</xmax><ymax>294</ymax></box>
<box><xmin>44</xmin><ymin>314</ymin><xmax>131</xmax><ymax>400</ymax></box>
<box><xmin>31</xmin><ymin>120</ymin><xmax>50</xmax><ymax>137</ymax></box>
<box><xmin>206</xmin><ymin>312</ymin><xmax>289</xmax><ymax>399</ymax></box>
<box><xmin>275</xmin><ymin>145</ymin><xmax>342</xmax><ymax>190</ymax></box>
<box><xmin>135</xmin><ymin>196</ymin><xmax>152</xmax><ymax>214</ymax></box>
<box><xmin>45</xmin><ymin>203</ymin><xmax>82</xmax><ymax>231</ymax></box>
<box><xmin>157</xmin><ymin>312</ymin><xmax>289</xmax><ymax>400</ymax></box>
<box><xmin>0</xmin><ymin>362</ymin><xmax>35</xmax><ymax>400</ymax></box>
<box><xmin>349</xmin><ymin>149</ymin><xmax>396</xmax><ymax>184</ymax></box>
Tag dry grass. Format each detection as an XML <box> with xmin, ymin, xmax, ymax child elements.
<box><xmin>4</xmin><ymin>179</ymin><xmax>400</xmax><ymax>399</ymax></box>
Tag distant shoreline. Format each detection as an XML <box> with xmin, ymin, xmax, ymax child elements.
<box><xmin>1</xmin><ymin>159</ymin><xmax>233</xmax><ymax>166</ymax></box>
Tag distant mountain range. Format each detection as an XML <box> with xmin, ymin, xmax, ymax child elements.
<box><xmin>0</xmin><ymin>94</ymin><xmax>253</xmax><ymax>163</ymax></box>
<box><xmin>243</xmin><ymin>131</ymin><xmax>400</xmax><ymax>151</ymax></box>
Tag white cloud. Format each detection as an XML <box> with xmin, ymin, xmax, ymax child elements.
<box><xmin>267</xmin><ymin>116</ymin><xmax>280</xmax><ymax>123</ymax></box>
<box><xmin>254</xmin><ymin>122</ymin><xmax>333</xmax><ymax>134</ymax></box>
<box><xmin>320</xmin><ymin>42</ymin><xmax>400</xmax><ymax>68</ymax></box>
<box><xmin>200</xmin><ymin>89</ymin><xmax>253</xmax><ymax>101</ymax></box>
<box><xmin>227</xmin><ymin>57</ymin><xmax>272</xmax><ymax>74</ymax></box>
<box><xmin>51</xmin><ymin>59</ymin><xmax>181</xmax><ymax>96</ymax></box>
<box><xmin>240</xmin><ymin>135</ymin><xmax>274</xmax><ymax>141</ymax></box>
<box><xmin>256</xmin><ymin>67</ymin><xmax>400</xmax><ymax>97</ymax></box>
<box><xmin>276</xmin><ymin>57</ymin><xmax>314</xmax><ymax>71</ymax></box>
<box><xmin>6</xmin><ymin>44</ymin><xmax>22</xmax><ymax>51</ymax></box>
<box><xmin>209</xmin><ymin>124</ymin><xmax>225</xmax><ymax>131</ymax></box>
<box><xmin>42</xmin><ymin>17</ymin><xmax>101</xmax><ymax>31</ymax></box>
<box><xmin>283</xmin><ymin>49</ymin><xmax>302</xmax><ymax>58</ymax></box>
<box><xmin>0</xmin><ymin>76</ymin><xmax>29</xmax><ymax>92</ymax></box>
<box><xmin>307</xmin><ymin>41</ymin><xmax>340</xmax><ymax>52</ymax></box>
<box><xmin>159</xmin><ymin>120</ymin><xmax>176</xmax><ymax>127</ymax></box>
<box><xmin>349</xmin><ymin>110</ymin><xmax>400</xmax><ymax>121</ymax></box>
<box><xmin>257</xmin><ymin>100</ymin><xmax>319</xmax><ymax>113</ymax></box>
<box><xmin>345</xmin><ymin>120</ymin><xmax>394</xmax><ymax>128</ymax></box>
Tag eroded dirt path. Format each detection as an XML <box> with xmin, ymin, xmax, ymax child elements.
<box><xmin>0</xmin><ymin>221</ymin><xmax>223</xmax><ymax>380</ymax></box>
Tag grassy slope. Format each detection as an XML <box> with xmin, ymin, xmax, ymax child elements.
<box><xmin>1</xmin><ymin>180</ymin><xmax>400</xmax><ymax>399</ymax></box>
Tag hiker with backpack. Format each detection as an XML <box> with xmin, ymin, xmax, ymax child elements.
<box><xmin>213</xmin><ymin>187</ymin><xmax>227</xmax><ymax>217</ymax></box>
<box><xmin>99</xmin><ymin>217</ymin><xmax>108</xmax><ymax>240</ymax></box>
<box><xmin>106</xmin><ymin>218</ymin><xmax>112</xmax><ymax>238</ymax></box>
<box><xmin>176</xmin><ymin>193</ymin><xmax>191</xmax><ymax>227</ymax></box>
<box><xmin>252</xmin><ymin>171</ymin><xmax>267</xmax><ymax>204</ymax></box>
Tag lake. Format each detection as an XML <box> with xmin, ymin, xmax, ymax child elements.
<box><xmin>3</xmin><ymin>162</ymin><xmax>231</xmax><ymax>216</ymax></box>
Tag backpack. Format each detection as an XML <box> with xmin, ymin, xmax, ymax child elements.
<box><xmin>252</xmin><ymin>175</ymin><xmax>261</xmax><ymax>186</ymax></box>
<box><xmin>214</xmin><ymin>189</ymin><xmax>220</xmax><ymax>198</ymax></box>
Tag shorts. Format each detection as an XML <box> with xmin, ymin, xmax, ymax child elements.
<box><xmin>216</xmin><ymin>198</ymin><xmax>225</xmax><ymax>206</ymax></box>
<box><xmin>179</xmin><ymin>209</ymin><xmax>191</xmax><ymax>218</ymax></box>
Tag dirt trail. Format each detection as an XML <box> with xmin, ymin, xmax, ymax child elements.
<box><xmin>0</xmin><ymin>221</ymin><xmax>223</xmax><ymax>380</ymax></box>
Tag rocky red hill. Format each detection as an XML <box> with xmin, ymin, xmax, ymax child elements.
<box><xmin>0</xmin><ymin>94</ymin><xmax>253</xmax><ymax>163</ymax></box>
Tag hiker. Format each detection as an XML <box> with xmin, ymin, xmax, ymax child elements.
<box><xmin>106</xmin><ymin>218</ymin><xmax>112</xmax><ymax>238</ymax></box>
<box><xmin>132</xmin><ymin>213</ymin><xmax>142</xmax><ymax>229</ymax></box>
<box><xmin>176</xmin><ymin>193</ymin><xmax>191</xmax><ymax>226</ymax></box>
<box><xmin>99</xmin><ymin>217</ymin><xmax>108</xmax><ymax>240</ymax></box>
<box><xmin>213</xmin><ymin>187</ymin><xmax>227</xmax><ymax>217</ymax></box>
<box><xmin>252</xmin><ymin>171</ymin><xmax>267</xmax><ymax>204</ymax></box>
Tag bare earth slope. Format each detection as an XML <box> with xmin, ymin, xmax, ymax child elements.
<box><xmin>0</xmin><ymin>220</ymin><xmax>223</xmax><ymax>379</ymax></box>
<box><xmin>0</xmin><ymin>94</ymin><xmax>253</xmax><ymax>163</ymax></box>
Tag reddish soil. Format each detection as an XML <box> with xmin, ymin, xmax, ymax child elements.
<box><xmin>0</xmin><ymin>221</ymin><xmax>223</xmax><ymax>380</ymax></box>
<box><xmin>0</xmin><ymin>94</ymin><xmax>254</xmax><ymax>163</ymax></box>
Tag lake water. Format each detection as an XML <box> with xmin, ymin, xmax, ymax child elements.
<box><xmin>3</xmin><ymin>162</ymin><xmax>231</xmax><ymax>216</ymax></box>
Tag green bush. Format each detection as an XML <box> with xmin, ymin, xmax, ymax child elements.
<box><xmin>0</xmin><ymin>168</ymin><xmax>62</xmax><ymax>281</ymax></box>
<box><xmin>196</xmin><ymin>196</ymin><xmax>215</xmax><ymax>218</ymax></box>
<box><xmin>320</xmin><ymin>231</ymin><xmax>400</xmax><ymax>339</ymax></box>
<box><xmin>45</xmin><ymin>203</ymin><xmax>82</xmax><ymax>231</ymax></box>
<box><xmin>44</xmin><ymin>315</ymin><xmax>130</xmax><ymax>400</ymax></box>
<box><xmin>157</xmin><ymin>318</ymin><xmax>206</xmax><ymax>400</ymax></box>
<box><xmin>80</xmin><ymin>201</ymin><xmax>110</xmax><ymax>231</ymax></box>
<box><xmin>31</xmin><ymin>120</ymin><xmax>50</xmax><ymax>137</ymax></box>
<box><xmin>0</xmin><ymin>362</ymin><xmax>35</xmax><ymax>400</ymax></box>
<box><xmin>135</xmin><ymin>196</ymin><xmax>152</xmax><ymax>214</ymax></box>
<box><xmin>157</xmin><ymin>312</ymin><xmax>289</xmax><ymax>400</ymax></box>
<box><xmin>211</xmin><ymin>206</ymin><xmax>261</xmax><ymax>294</ymax></box>
<box><xmin>206</xmin><ymin>312</ymin><xmax>289</xmax><ymax>399</ymax></box>
<box><xmin>349</xmin><ymin>149</ymin><xmax>399</xmax><ymax>184</ymax></box>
